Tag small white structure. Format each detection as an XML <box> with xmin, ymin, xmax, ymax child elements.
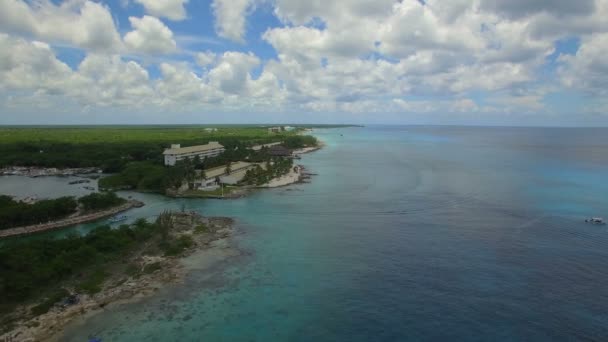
<box><xmin>163</xmin><ymin>142</ymin><xmax>225</xmax><ymax>166</ymax></box>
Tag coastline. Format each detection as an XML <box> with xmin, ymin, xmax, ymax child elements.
<box><xmin>0</xmin><ymin>200</ymin><xmax>144</xmax><ymax>239</ymax></box>
<box><xmin>259</xmin><ymin>141</ymin><xmax>323</xmax><ymax>188</ymax></box>
<box><xmin>1</xmin><ymin>213</ymin><xmax>237</xmax><ymax>342</ymax></box>
<box><xmin>0</xmin><ymin>139</ymin><xmax>325</xmax><ymax>340</ymax></box>
<box><xmin>170</xmin><ymin>141</ymin><xmax>324</xmax><ymax>195</ymax></box>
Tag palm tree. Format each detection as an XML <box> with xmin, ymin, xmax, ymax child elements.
<box><xmin>225</xmin><ymin>162</ymin><xmax>232</xmax><ymax>175</ymax></box>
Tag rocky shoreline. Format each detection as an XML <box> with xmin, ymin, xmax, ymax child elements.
<box><xmin>1</xmin><ymin>212</ymin><xmax>236</xmax><ymax>342</ymax></box>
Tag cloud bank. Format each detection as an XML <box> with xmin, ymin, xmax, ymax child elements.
<box><xmin>0</xmin><ymin>0</ymin><xmax>607</xmax><ymax>124</ymax></box>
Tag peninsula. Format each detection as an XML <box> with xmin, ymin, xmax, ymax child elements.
<box><xmin>0</xmin><ymin>211</ymin><xmax>236</xmax><ymax>342</ymax></box>
<box><xmin>0</xmin><ymin>192</ymin><xmax>143</xmax><ymax>238</ymax></box>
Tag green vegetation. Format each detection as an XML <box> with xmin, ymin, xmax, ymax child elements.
<box><xmin>160</xmin><ymin>235</ymin><xmax>195</xmax><ymax>256</ymax></box>
<box><xmin>0</xmin><ymin>126</ymin><xmax>316</xmax><ymax>172</ymax></box>
<box><xmin>99</xmin><ymin>161</ymin><xmax>169</xmax><ymax>191</ymax></box>
<box><xmin>0</xmin><ymin>192</ymin><xmax>128</xmax><ymax>230</ymax></box>
<box><xmin>0</xmin><ymin>195</ymin><xmax>77</xmax><ymax>230</ymax></box>
<box><xmin>0</xmin><ymin>212</ymin><xmax>199</xmax><ymax>326</ymax></box>
<box><xmin>30</xmin><ymin>288</ymin><xmax>70</xmax><ymax>316</ymax></box>
<box><xmin>194</xmin><ymin>224</ymin><xmax>208</xmax><ymax>234</ymax></box>
<box><xmin>283</xmin><ymin>135</ymin><xmax>318</xmax><ymax>149</ymax></box>
<box><xmin>99</xmin><ymin>159</ymin><xmax>197</xmax><ymax>192</ymax></box>
<box><xmin>241</xmin><ymin>158</ymin><xmax>295</xmax><ymax>186</ymax></box>
<box><xmin>77</xmin><ymin>268</ymin><xmax>107</xmax><ymax>294</ymax></box>
<box><xmin>1</xmin><ymin>125</ymin><xmax>319</xmax><ymax>195</ymax></box>
<box><xmin>78</xmin><ymin>192</ymin><xmax>126</xmax><ymax>212</ymax></box>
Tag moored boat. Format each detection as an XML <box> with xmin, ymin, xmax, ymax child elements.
<box><xmin>585</xmin><ymin>217</ymin><xmax>606</xmax><ymax>225</ymax></box>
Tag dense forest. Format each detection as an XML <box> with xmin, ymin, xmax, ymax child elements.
<box><xmin>0</xmin><ymin>127</ymin><xmax>318</xmax><ymax>173</ymax></box>
<box><xmin>0</xmin><ymin>213</ymin><xmax>194</xmax><ymax>329</ymax></box>
<box><xmin>0</xmin><ymin>196</ymin><xmax>78</xmax><ymax>230</ymax></box>
<box><xmin>78</xmin><ymin>192</ymin><xmax>126</xmax><ymax>211</ymax></box>
<box><xmin>0</xmin><ymin>192</ymin><xmax>127</xmax><ymax>230</ymax></box>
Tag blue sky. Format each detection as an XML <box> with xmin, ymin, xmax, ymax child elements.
<box><xmin>0</xmin><ymin>0</ymin><xmax>607</xmax><ymax>125</ymax></box>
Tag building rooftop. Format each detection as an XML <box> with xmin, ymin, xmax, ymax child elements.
<box><xmin>250</xmin><ymin>142</ymin><xmax>282</xmax><ymax>151</ymax></box>
<box><xmin>268</xmin><ymin>145</ymin><xmax>292</xmax><ymax>156</ymax></box>
<box><xmin>201</xmin><ymin>161</ymin><xmax>253</xmax><ymax>179</ymax></box>
<box><xmin>163</xmin><ymin>142</ymin><xmax>224</xmax><ymax>155</ymax></box>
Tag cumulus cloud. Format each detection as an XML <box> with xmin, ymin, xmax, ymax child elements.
<box><xmin>0</xmin><ymin>33</ymin><xmax>81</xmax><ymax>93</ymax></box>
<box><xmin>211</xmin><ymin>0</ymin><xmax>253</xmax><ymax>42</ymax></box>
<box><xmin>123</xmin><ymin>16</ymin><xmax>177</xmax><ymax>54</ymax></box>
<box><xmin>208</xmin><ymin>51</ymin><xmax>260</xmax><ymax>94</ymax></box>
<box><xmin>479</xmin><ymin>0</ymin><xmax>596</xmax><ymax>19</ymax></box>
<box><xmin>558</xmin><ymin>32</ymin><xmax>608</xmax><ymax>96</ymax></box>
<box><xmin>2</xmin><ymin>0</ymin><xmax>608</xmax><ymax>119</ymax></box>
<box><xmin>196</xmin><ymin>51</ymin><xmax>217</xmax><ymax>67</ymax></box>
<box><xmin>0</xmin><ymin>0</ymin><xmax>122</xmax><ymax>51</ymax></box>
<box><xmin>134</xmin><ymin>0</ymin><xmax>189</xmax><ymax>21</ymax></box>
<box><xmin>76</xmin><ymin>54</ymin><xmax>155</xmax><ymax>106</ymax></box>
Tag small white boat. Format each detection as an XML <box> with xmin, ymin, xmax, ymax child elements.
<box><xmin>585</xmin><ymin>217</ymin><xmax>606</xmax><ymax>225</ymax></box>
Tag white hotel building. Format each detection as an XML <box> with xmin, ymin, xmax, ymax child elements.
<box><xmin>163</xmin><ymin>142</ymin><xmax>225</xmax><ymax>166</ymax></box>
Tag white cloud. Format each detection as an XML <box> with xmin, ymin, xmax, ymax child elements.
<box><xmin>2</xmin><ymin>0</ymin><xmax>608</xmax><ymax>120</ymax></box>
<box><xmin>211</xmin><ymin>0</ymin><xmax>253</xmax><ymax>42</ymax></box>
<box><xmin>156</xmin><ymin>63</ymin><xmax>205</xmax><ymax>105</ymax></box>
<box><xmin>378</xmin><ymin>1</ymin><xmax>484</xmax><ymax>59</ymax></box>
<box><xmin>196</xmin><ymin>51</ymin><xmax>217</xmax><ymax>67</ymax></box>
<box><xmin>134</xmin><ymin>0</ymin><xmax>189</xmax><ymax>21</ymax></box>
<box><xmin>0</xmin><ymin>0</ymin><xmax>122</xmax><ymax>51</ymax></box>
<box><xmin>558</xmin><ymin>32</ymin><xmax>608</xmax><ymax>96</ymax></box>
<box><xmin>0</xmin><ymin>34</ymin><xmax>155</xmax><ymax>108</ymax></box>
<box><xmin>76</xmin><ymin>54</ymin><xmax>155</xmax><ymax>107</ymax></box>
<box><xmin>479</xmin><ymin>0</ymin><xmax>596</xmax><ymax>19</ymax></box>
<box><xmin>208</xmin><ymin>51</ymin><xmax>260</xmax><ymax>94</ymax></box>
<box><xmin>0</xmin><ymin>33</ymin><xmax>81</xmax><ymax>93</ymax></box>
<box><xmin>124</xmin><ymin>16</ymin><xmax>177</xmax><ymax>54</ymax></box>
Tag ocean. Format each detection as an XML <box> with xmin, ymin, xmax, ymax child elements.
<box><xmin>12</xmin><ymin>126</ymin><xmax>608</xmax><ymax>341</ymax></box>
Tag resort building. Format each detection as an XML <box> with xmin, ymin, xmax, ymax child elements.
<box><xmin>268</xmin><ymin>127</ymin><xmax>282</xmax><ymax>133</ymax></box>
<box><xmin>163</xmin><ymin>142</ymin><xmax>225</xmax><ymax>166</ymax></box>
<box><xmin>250</xmin><ymin>142</ymin><xmax>282</xmax><ymax>151</ymax></box>
<box><xmin>268</xmin><ymin>145</ymin><xmax>292</xmax><ymax>157</ymax></box>
<box><xmin>192</xmin><ymin>161</ymin><xmax>256</xmax><ymax>188</ymax></box>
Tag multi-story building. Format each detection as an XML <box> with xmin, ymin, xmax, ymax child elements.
<box><xmin>163</xmin><ymin>142</ymin><xmax>225</xmax><ymax>166</ymax></box>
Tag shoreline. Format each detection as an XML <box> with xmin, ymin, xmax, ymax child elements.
<box><xmin>169</xmin><ymin>141</ymin><xmax>324</xmax><ymax>196</ymax></box>
<box><xmin>0</xmin><ymin>200</ymin><xmax>145</xmax><ymax>239</ymax></box>
<box><xmin>0</xmin><ymin>139</ymin><xmax>324</xmax><ymax>340</ymax></box>
<box><xmin>1</xmin><ymin>213</ymin><xmax>237</xmax><ymax>342</ymax></box>
<box><xmin>0</xmin><ymin>166</ymin><xmax>102</xmax><ymax>178</ymax></box>
<box><xmin>259</xmin><ymin>141</ymin><xmax>323</xmax><ymax>188</ymax></box>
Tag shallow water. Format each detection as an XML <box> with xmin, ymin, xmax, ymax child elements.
<box><xmin>9</xmin><ymin>126</ymin><xmax>608</xmax><ymax>341</ymax></box>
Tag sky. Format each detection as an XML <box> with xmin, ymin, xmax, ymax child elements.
<box><xmin>0</xmin><ymin>0</ymin><xmax>607</xmax><ymax>126</ymax></box>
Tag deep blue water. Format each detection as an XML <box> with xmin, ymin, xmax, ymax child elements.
<box><xmin>55</xmin><ymin>126</ymin><xmax>608</xmax><ymax>341</ymax></box>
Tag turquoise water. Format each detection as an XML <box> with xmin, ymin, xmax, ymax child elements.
<box><xmin>23</xmin><ymin>126</ymin><xmax>608</xmax><ymax>341</ymax></box>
